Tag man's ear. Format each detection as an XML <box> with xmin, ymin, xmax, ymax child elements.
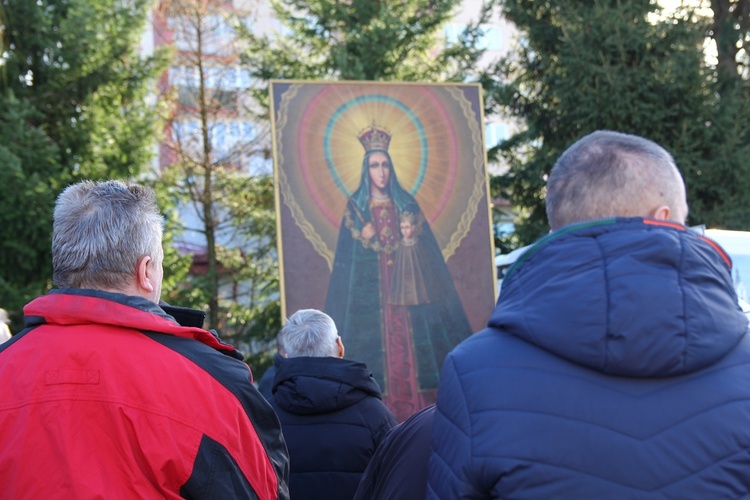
<box><xmin>136</xmin><ymin>255</ymin><xmax>155</xmax><ymax>294</ymax></box>
<box><xmin>651</xmin><ymin>205</ymin><xmax>671</xmax><ymax>221</ymax></box>
<box><xmin>336</xmin><ymin>336</ymin><xmax>345</xmax><ymax>359</ymax></box>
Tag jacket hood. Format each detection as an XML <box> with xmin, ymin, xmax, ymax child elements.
<box><xmin>272</xmin><ymin>356</ymin><xmax>383</xmax><ymax>415</ymax></box>
<box><xmin>490</xmin><ymin>218</ymin><xmax>749</xmax><ymax>377</ymax></box>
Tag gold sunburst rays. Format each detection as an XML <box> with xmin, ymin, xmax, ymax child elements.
<box><xmin>275</xmin><ymin>82</ymin><xmax>486</xmax><ymax>267</ymax></box>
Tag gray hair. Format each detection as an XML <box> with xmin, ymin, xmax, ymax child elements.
<box><xmin>52</xmin><ymin>180</ymin><xmax>164</xmax><ymax>290</ymax></box>
<box><xmin>281</xmin><ymin>309</ymin><xmax>339</xmax><ymax>358</ymax></box>
<box><xmin>546</xmin><ymin>130</ymin><xmax>684</xmax><ymax>230</ymax></box>
<box><xmin>275</xmin><ymin>329</ymin><xmax>287</xmax><ymax>357</ymax></box>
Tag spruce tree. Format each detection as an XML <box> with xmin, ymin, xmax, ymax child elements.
<box><xmin>242</xmin><ymin>0</ymin><xmax>494</xmax><ymax>109</ymax></box>
<box><xmin>0</xmin><ymin>0</ymin><xmax>168</xmax><ymax>321</ymax></box>
<box><xmin>488</xmin><ymin>0</ymin><xmax>750</xmax><ymax>244</ymax></box>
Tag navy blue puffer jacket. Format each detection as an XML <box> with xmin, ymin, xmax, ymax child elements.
<box><xmin>270</xmin><ymin>356</ymin><xmax>396</xmax><ymax>500</ymax></box>
<box><xmin>429</xmin><ymin>218</ymin><xmax>750</xmax><ymax>498</ymax></box>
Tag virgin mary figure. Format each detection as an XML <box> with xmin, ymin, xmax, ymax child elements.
<box><xmin>324</xmin><ymin>123</ymin><xmax>472</xmax><ymax>421</ymax></box>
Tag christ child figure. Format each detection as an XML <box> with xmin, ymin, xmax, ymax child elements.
<box><xmin>388</xmin><ymin>211</ymin><xmax>448</xmax><ymax>306</ymax></box>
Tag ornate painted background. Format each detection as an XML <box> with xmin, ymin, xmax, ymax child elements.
<box><xmin>271</xmin><ymin>80</ymin><xmax>496</xmax><ymax>356</ymax></box>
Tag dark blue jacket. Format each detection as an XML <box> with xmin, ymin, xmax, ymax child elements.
<box><xmin>429</xmin><ymin>218</ymin><xmax>750</xmax><ymax>498</ymax></box>
<box><xmin>257</xmin><ymin>352</ymin><xmax>283</xmax><ymax>400</ymax></box>
<box><xmin>270</xmin><ymin>356</ymin><xmax>397</xmax><ymax>500</ymax></box>
<box><xmin>354</xmin><ymin>404</ymin><xmax>434</xmax><ymax>500</ymax></box>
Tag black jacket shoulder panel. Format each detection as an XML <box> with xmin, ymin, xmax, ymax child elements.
<box><xmin>180</xmin><ymin>434</ymin><xmax>259</xmax><ymax>500</ymax></box>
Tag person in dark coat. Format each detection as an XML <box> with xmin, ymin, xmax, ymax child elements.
<box><xmin>257</xmin><ymin>352</ymin><xmax>282</xmax><ymax>400</ymax></box>
<box><xmin>257</xmin><ymin>330</ymin><xmax>285</xmax><ymax>400</ymax></box>
<box><xmin>354</xmin><ymin>404</ymin><xmax>435</xmax><ymax>500</ymax></box>
<box><xmin>429</xmin><ymin>131</ymin><xmax>750</xmax><ymax>497</ymax></box>
<box><xmin>270</xmin><ymin>309</ymin><xmax>397</xmax><ymax>500</ymax></box>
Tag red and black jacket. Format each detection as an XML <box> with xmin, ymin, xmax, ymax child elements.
<box><xmin>0</xmin><ymin>289</ymin><xmax>289</xmax><ymax>499</ymax></box>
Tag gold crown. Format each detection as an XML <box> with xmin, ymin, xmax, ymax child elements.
<box><xmin>358</xmin><ymin>122</ymin><xmax>391</xmax><ymax>152</ymax></box>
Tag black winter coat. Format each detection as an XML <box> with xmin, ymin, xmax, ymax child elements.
<box><xmin>270</xmin><ymin>356</ymin><xmax>396</xmax><ymax>500</ymax></box>
<box><xmin>257</xmin><ymin>352</ymin><xmax>283</xmax><ymax>400</ymax></box>
<box><xmin>355</xmin><ymin>405</ymin><xmax>434</xmax><ymax>500</ymax></box>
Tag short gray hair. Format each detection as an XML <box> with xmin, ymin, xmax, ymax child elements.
<box><xmin>281</xmin><ymin>309</ymin><xmax>339</xmax><ymax>358</ymax></box>
<box><xmin>52</xmin><ymin>180</ymin><xmax>164</xmax><ymax>290</ymax></box>
<box><xmin>546</xmin><ymin>130</ymin><xmax>684</xmax><ymax>230</ymax></box>
<box><xmin>275</xmin><ymin>329</ymin><xmax>286</xmax><ymax>357</ymax></box>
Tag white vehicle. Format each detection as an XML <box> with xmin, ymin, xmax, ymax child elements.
<box><xmin>704</xmin><ymin>229</ymin><xmax>750</xmax><ymax>314</ymax></box>
<box><xmin>495</xmin><ymin>245</ymin><xmax>530</xmax><ymax>296</ymax></box>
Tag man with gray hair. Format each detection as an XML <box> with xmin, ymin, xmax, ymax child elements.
<box><xmin>269</xmin><ymin>308</ymin><xmax>396</xmax><ymax>500</ymax></box>
<box><xmin>0</xmin><ymin>180</ymin><xmax>289</xmax><ymax>499</ymax></box>
<box><xmin>429</xmin><ymin>131</ymin><xmax>750</xmax><ymax>496</ymax></box>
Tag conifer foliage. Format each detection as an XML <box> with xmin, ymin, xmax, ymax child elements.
<box><xmin>487</xmin><ymin>0</ymin><xmax>750</xmax><ymax>244</ymax></box>
<box><xmin>0</xmin><ymin>0</ymin><xmax>167</xmax><ymax>322</ymax></box>
<box><xmin>242</xmin><ymin>0</ymin><xmax>494</xmax><ymax>100</ymax></box>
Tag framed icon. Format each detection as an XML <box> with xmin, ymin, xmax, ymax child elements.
<box><xmin>271</xmin><ymin>81</ymin><xmax>496</xmax><ymax>421</ymax></box>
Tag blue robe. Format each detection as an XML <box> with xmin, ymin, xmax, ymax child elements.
<box><xmin>324</xmin><ymin>151</ymin><xmax>471</xmax><ymax>419</ymax></box>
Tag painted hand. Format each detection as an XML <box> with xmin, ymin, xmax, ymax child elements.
<box><xmin>361</xmin><ymin>223</ymin><xmax>376</xmax><ymax>240</ymax></box>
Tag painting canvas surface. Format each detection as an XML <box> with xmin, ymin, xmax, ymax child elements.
<box><xmin>271</xmin><ymin>81</ymin><xmax>496</xmax><ymax>421</ymax></box>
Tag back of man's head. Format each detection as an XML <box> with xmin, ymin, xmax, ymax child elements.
<box><xmin>545</xmin><ymin>130</ymin><xmax>688</xmax><ymax>230</ymax></box>
<box><xmin>281</xmin><ymin>309</ymin><xmax>339</xmax><ymax>358</ymax></box>
<box><xmin>52</xmin><ymin>180</ymin><xmax>164</xmax><ymax>291</ymax></box>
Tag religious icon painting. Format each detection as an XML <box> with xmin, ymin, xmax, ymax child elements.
<box><xmin>270</xmin><ymin>81</ymin><xmax>497</xmax><ymax>422</ymax></box>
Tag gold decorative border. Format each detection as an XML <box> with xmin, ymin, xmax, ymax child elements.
<box><xmin>276</xmin><ymin>83</ymin><xmax>336</xmax><ymax>268</ymax></box>
<box><xmin>441</xmin><ymin>86</ymin><xmax>486</xmax><ymax>261</ymax></box>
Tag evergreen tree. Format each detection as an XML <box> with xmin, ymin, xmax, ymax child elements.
<box><xmin>0</xmin><ymin>94</ymin><xmax>60</xmax><ymax>324</ymax></box>
<box><xmin>0</xmin><ymin>0</ymin><xmax>168</xmax><ymax>323</ymax></box>
<box><xmin>488</xmin><ymin>0</ymin><xmax>750</xmax><ymax>245</ymax></box>
<box><xmin>710</xmin><ymin>0</ymin><xmax>750</xmax><ymax>87</ymax></box>
<box><xmin>242</xmin><ymin>0</ymin><xmax>495</xmax><ymax>109</ymax></box>
<box><xmin>701</xmin><ymin>0</ymin><xmax>750</xmax><ymax>228</ymax></box>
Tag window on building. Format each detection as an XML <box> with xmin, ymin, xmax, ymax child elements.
<box><xmin>242</xmin><ymin>122</ymin><xmax>254</xmax><ymax>139</ymax></box>
<box><xmin>444</xmin><ymin>23</ymin><xmax>463</xmax><ymax>46</ymax></box>
<box><xmin>224</xmin><ymin>68</ymin><xmax>238</xmax><ymax>90</ymax></box>
<box><xmin>478</xmin><ymin>25</ymin><xmax>502</xmax><ymax>52</ymax></box>
<box><xmin>485</xmin><ymin>123</ymin><xmax>508</xmax><ymax>148</ymax></box>
<box><xmin>172</xmin><ymin>121</ymin><xmax>185</xmax><ymax>141</ymax></box>
<box><xmin>168</xmin><ymin>66</ymin><xmax>180</xmax><ymax>86</ymax></box>
<box><xmin>212</xmin><ymin>122</ymin><xmax>227</xmax><ymax>156</ymax></box>
<box><xmin>229</xmin><ymin>122</ymin><xmax>241</xmax><ymax>147</ymax></box>
<box><xmin>172</xmin><ymin>120</ymin><xmax>199</xmax><ymax>143</ymax></box>
<box><xmin>239</xmin><ymin>68</ymin><xmax>251</xmax><ymax>89</ymax></box>
<box><xmin>177</xmin><ymin>86</ymin><xmax>197</xmax><ymax>107</ymax></box>
<box><xmin>206</xmin><ymin>67</ymin><xmax>221</xmax><ymax>89</ymax></box>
